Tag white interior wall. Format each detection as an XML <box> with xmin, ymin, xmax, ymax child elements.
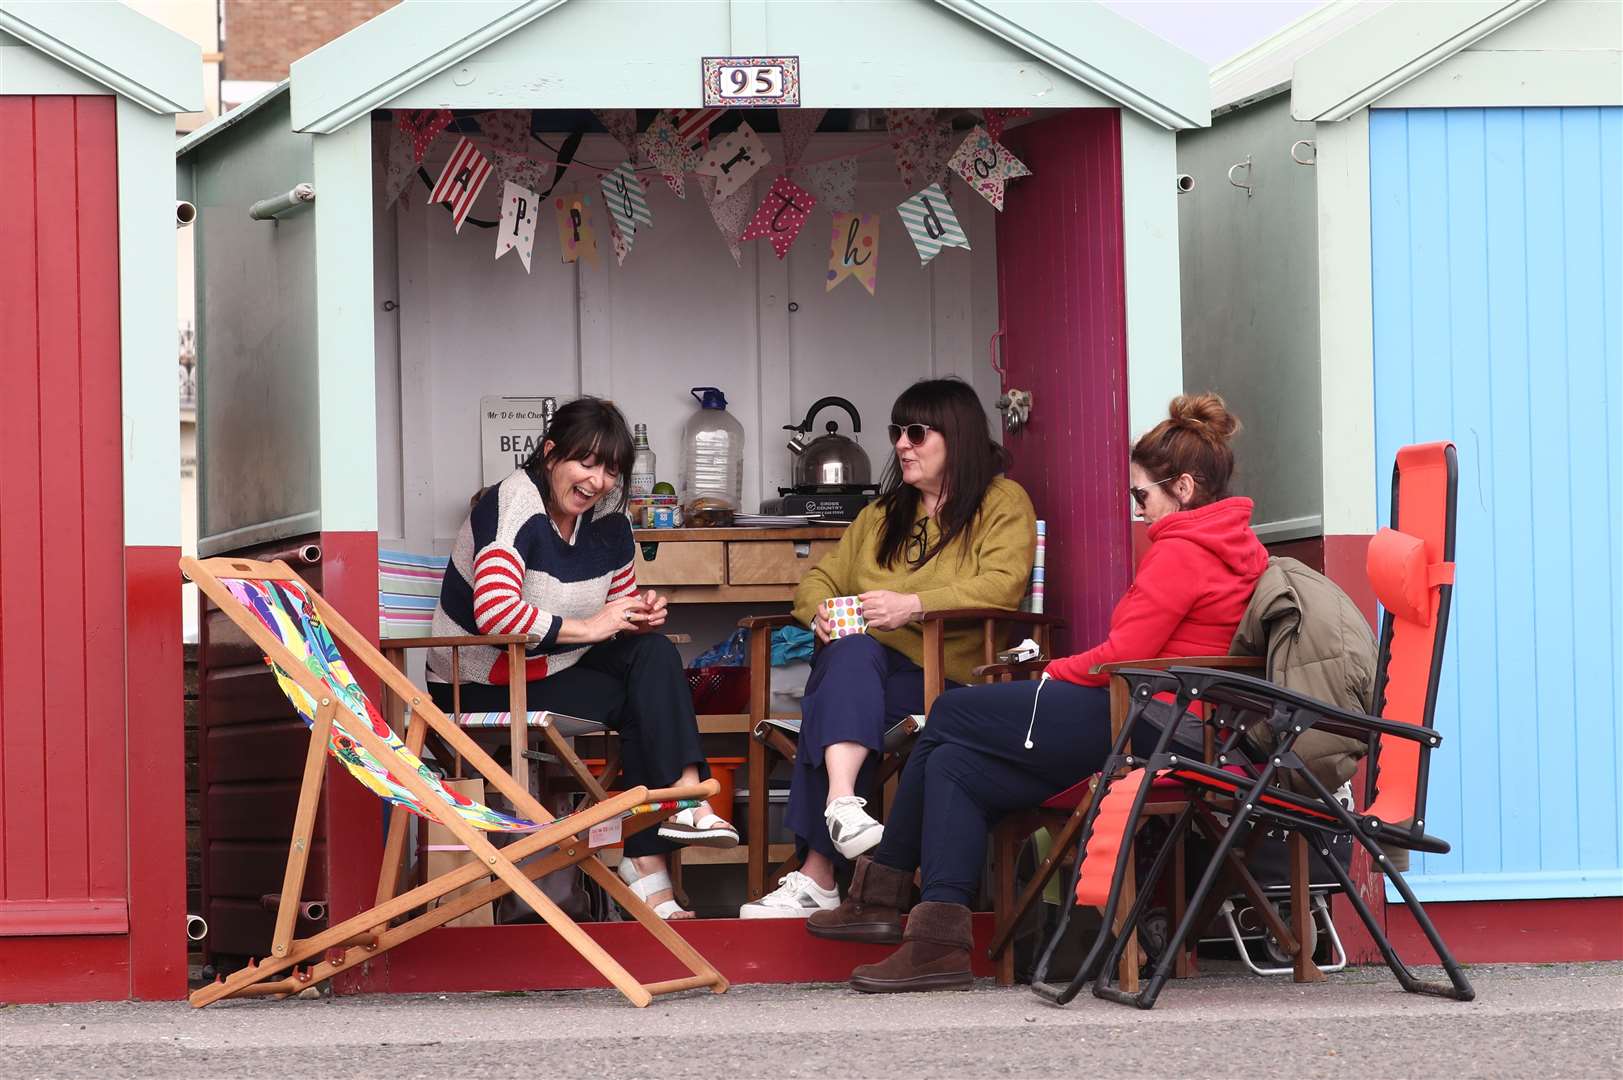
<box><xmin>375</xmin><ymin>131</ymin><xmax>1004</xmax><ymax>554</ymax></box>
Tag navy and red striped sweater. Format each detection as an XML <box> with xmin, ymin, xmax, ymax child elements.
<box><xmin>427</xmin><ymin>469</ymin><xmax>638</xmax><ymax>686</ymax></box>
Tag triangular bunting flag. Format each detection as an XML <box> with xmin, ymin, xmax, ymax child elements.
<box><xmin>778</xmin><ymin>107</ymin><xmax>826</xmax><ymax>168</ymax></box>
<box><xmin>608</xmin><ymin>214</ymin><xmax>633</xmax><ymax>266</ymax></box>
<box><xmin>695</xmin><ymin>120</ymin><xmax>770</xmax><ymax>202</ymax></box>
<box><xmin>555</xmin><ymin>193</ymin><xmax>599</xmax><ymax>266</ymax></box>
<box><xmin>600</xmin><ymin>161</ymin><xmax>653</xmax><ymax>243</ymax></box>
<box><xmin>948</xmin><ymin>126</ymin><xmax>1031</xmax><ymax>211</ymax></box>
<box><xmin>983</xmin><ymin>107</ymin><xmax>1030</xmax><ymax>142</ymax></box>
<box><xmin>592</xmin><ymin>109</ymin><xmax>639</xmax><ymax>159</ymax></box>
<box><xmin>428</xmin><ymin>136</ymin><xmax>492</xmax><ymax>232</ymax></box>
<box><xmin>479</xmin><ymin>110</ymin><xmax>531</xmax><ymax>155</ymax></box>
<box><xmin>885</xmin><ymin>109</ymin><xmax>953</xmax><ymax>191</ymax></box>
<box><xmin>673</xmin><ymin>107</ymin><xmax>726</xmax><ymax>146</ymax></box>
<box><xmin>827</xmin><ymin>212</ymin><xmax>878</xmax><ymax>295</ymax></box>
<box><xmin>495</xmin><ymin>181</ymin><xmax>540</xmax><ymax>272</ymax></box>
<box><xmin>698</xmin><ymin>173</ymin><xmax>752</xmax><ymax>267</ymax></box>
<box><xmin>399</xmin><ymin>108</ymin><xmax>453</xmax><ymax>163</ymax></box>
<box><xmin>382</xmin><ymin>123</ymin><xmax>418</xmax><ymax>210</ymax></box>
<box><xmin>637</xmin><ymin>111</ymin><xmax>699</xmax><ymax>199</ymax></box>
<box><xmin>798</xmin><ymin>156</ymin><xmax>857</xmax><ymax>211</ymax></box>
<box><xmin>493</xmin><ymin>148</ymin><xmax>548</xmax><ymax>193</ymax></box>
<box><xmin>740</xmin><ymin>176</ymin><xmax>817</xmax><ymax>260</ymax></box>
<box><xmin>897</xmin><ymin>184</ymin><xmax>969</xmax><ymax>265</ymax></box>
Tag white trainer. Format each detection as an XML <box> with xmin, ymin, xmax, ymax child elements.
<box><xmin>825</xmin><ymin>795</ymin><xmax>884</xmax><ymax>859</ymax></box>
<box><xmin>738</xmin><ymin>871</ymin><xmax>841</xmax><ymax>919</ymax></box>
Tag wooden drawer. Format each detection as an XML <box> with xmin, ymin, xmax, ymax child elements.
<box><xmin>634</xmin><ymin>541</ymin><xmax>725</xmax><ymax>586</ymax></box>
<box><xmin>727</xmin><ymin>540</ymin><xmax>838</xmax><ymax>585</ymax></box>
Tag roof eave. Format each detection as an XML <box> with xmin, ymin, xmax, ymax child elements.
<box><xmin>176</xmin><ymin>81</ymin><xmax>291</xmax><ymax>158</ymax></box>
<box><xmin>0</xmin><ymin>1</ymin><xmax>203</xmax><ymax>114</ymax></box>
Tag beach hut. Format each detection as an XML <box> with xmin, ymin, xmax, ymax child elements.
<box><xmin>0</xmin><ymin>2</ymin><xmax>201</xmax><ymax>1001</ymax></box>
<box><xmin>177</xmin><ymin>0</ymin><xmax>1210</xmax><ymax>990</ymax></box>
<box><xmin>1177</xmin><ymin>0</ymin><xmax>1621</xmax><ymax>960</ymax></box>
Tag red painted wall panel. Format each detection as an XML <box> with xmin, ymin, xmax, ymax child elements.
<box><xmin>996</xmin><ymin>110</ymin><xmax>1131</xmax><ymax>652</ymax></box>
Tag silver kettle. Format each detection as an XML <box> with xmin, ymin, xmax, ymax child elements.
<box><xmin>786</xmin><ymin>397</ymin><xmax>872</xmax><ymax>488</ymax></box>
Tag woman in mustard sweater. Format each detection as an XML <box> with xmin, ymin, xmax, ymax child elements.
<box><xmin>740</xmin><ymin>378</ymin><xmax>1035</xmax><ymax>919</ymax></box>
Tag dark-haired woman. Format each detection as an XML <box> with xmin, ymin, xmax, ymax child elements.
<box><xmin>739</xmin><ymin>378</ymin><xmax>1036</xmax><ymax>919</ymax></box>
<box><xmin>807</xmin><ymin>392</ymin><xmax>1268</xmax><ymax>992</ymax></box>
<box><xmin>427</xmin><ymin>397</ymin><xmax>736</xmax><ymax>921</ymax></box>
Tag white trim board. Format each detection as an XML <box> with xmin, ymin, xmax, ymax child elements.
<box><xmin>0</xmin><ymin>0</ymin><xmax>201</xmax><ymax>115</ymax></box>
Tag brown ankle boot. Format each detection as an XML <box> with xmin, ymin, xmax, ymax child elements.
<box><xmin>849</xmin><ymin>901</ymin><xmax>974</xmax><ymax>993</ymax></box>
<box><xmin>805</xmin><ymin>857</ymin><xmax>910</xmax><ymax>944</ymax></box>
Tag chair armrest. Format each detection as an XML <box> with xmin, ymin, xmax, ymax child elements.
<box><xmin>739</xmin><ymin>614</ymin><xmax>797</xmax><ymax>630</ymax></box>
<box><xmin>917</xmin><ymin>607</ymin><xmax>1065</xmax><ymax>627</ymax></box>
<box><xmin>380</xmin><ymin>633</ymin><xmax>539</xmax><ymax>650</ymax></box>
<box><xmin>1091</xmin><ymin>655</ymin><xmax>1263</xmax><ymax>676</ymax></box>
<box><xmin>971</xmin><ymin>659</ymin><xmax>1052</xmax><ymax>679</ymax></box>
<box><xmin>1166</xmin><ymin>665</ymin><xmax>1444</xmax><ymax>746</ymax></box>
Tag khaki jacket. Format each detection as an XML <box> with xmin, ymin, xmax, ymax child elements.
<box><xmin>1231</xmin><ymin>557</ymin><xmax>1376</xmax><ymax>793</ymax></box>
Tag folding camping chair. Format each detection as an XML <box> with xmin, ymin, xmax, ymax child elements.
<box><xmin>741</xmin><ymin>522</ymin><xmax>1062</xmax><ymax>899</ymax></box>
<box><xmin>1040</xmin><ymin>441</ymin><xmax>1474</xmax><ymax>1008</ymax></box>
<box><xmin>182</xmin><ymin>556</ymin><xmax>728</xmax><ymax>1008</ymax></box>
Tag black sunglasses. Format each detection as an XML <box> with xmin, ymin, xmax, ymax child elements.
<box><xmin>1129</xmin><ymin>475</ymin><xmax>1176</xmax><ymax>509</ymax></box>
<box><xmin>888</xmin><ymin>423</ymin><xmax>936</xmax><ymax>445</ymax></box>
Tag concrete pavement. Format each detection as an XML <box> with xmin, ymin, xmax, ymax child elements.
<box><xmin>3</xmin><ymin>962</ymin><xmax>1620</xmax><ymax>1078</ymax></box>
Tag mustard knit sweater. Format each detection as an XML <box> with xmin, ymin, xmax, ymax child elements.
<box><xmin>793</xmin><ymin>477</ymin><xmax>1037</xmax><ymax>685</ymax></box>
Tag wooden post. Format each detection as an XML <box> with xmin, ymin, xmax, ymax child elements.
<box><xmin>271</xmin><ymin>699</ymin><xmax>334</xmax><ymax>959</ymax></box>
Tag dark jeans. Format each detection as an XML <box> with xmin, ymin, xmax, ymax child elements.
<box><xmin>872</xmin><ymin>678</ymin><xmax>1205</xmax><ymax>906</ymax></box>
<box><xmin>429</xmin><ymin>634</ymin><xmax>708</xmax><ymax>857</ymax></box>
<box><xmin>784</xmin><ymin>635</ymin><xmax>952</xmax><ymax>862</ymax></box>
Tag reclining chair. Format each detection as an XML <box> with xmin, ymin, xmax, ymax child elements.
<box><xmin>1038</xmin><ymin>441</ymin><xmax>1473</xmax><ymax>1008</ymax></box>
<box><xmin>183</xmin><ymin>556</ymin><xmax>728</xmax><ymax>1008</ymax></box>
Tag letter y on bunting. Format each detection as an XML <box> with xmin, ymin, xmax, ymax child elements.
<box><xmin>897</xmin><ymin>184</ymin><xmax>969</xmax><ymax>265</ymax></box>
<box><xmin>495</xmin><ymin>181</ymin><xmax>539</xmax><ymax>272</ymax></box>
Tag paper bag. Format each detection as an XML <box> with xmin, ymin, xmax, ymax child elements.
<box><xmin>425</xmin><ymin>777</ymin><xmax>495</xmax><ymax>927</ymax></box>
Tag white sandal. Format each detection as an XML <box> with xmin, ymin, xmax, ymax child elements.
<box><xmin>657</xmin><ymin>805</ymin><xmax>740</xmax><ymax>848</ymax></box>
<box><xmin>616</xmin><ymin>858</ymin><xmax>691</xmax><ymax>920</ymax></box>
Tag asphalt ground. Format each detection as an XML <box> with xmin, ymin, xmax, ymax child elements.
<box><xmin>2</xmin><ymin>962</ymin><xmax>1620</xmax><ymax>1079</ymax></box>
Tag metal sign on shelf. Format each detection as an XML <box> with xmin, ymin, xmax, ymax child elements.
<box><xmin>701</xmin><ymin>55</ymin><xmax>800</xmax><ymax>108</ymax></box>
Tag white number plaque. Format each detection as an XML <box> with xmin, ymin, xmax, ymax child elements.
<box><xmin>701</xmin><ymin>55</ymin><xmax>800</xmax><ymax>108</ymax></box>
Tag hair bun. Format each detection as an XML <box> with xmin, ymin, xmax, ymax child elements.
<box><xmin>1168</xmin><ymin>392</ymin><xmax>1240</xmax><ymax>443</ymax></box>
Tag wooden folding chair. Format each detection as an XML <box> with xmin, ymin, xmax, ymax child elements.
<box><xmin>182</xmin><ymin>556</ymin><xmax>728</xmax><ymax>1008</ymax></box>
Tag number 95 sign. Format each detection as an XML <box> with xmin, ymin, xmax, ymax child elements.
<box><xmin>702</xmin><ymin>56</ymin><xmax>800</xmax><ymax>108</ymax></box>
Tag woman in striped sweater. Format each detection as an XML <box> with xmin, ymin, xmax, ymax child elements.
<box><xmin>427</xmin><ymin>397</ymin><xmax>736</xmax><ymax>920</ymax></box>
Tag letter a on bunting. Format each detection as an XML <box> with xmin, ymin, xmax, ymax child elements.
<box><xmin>495</xmin><ymin>181</ymin><xmax>539</xmax><ymax>271</ymax></box>
<box><xmin>897</xmin><ymin>184</ymin><xmax>969</xmax><ymax>265</ymax></box>
<box><xmin>429</xmin><ymin>136</ymin><xmax>493</xmax><ymax>232</ymax></box>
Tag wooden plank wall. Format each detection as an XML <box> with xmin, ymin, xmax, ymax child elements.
<box><xmin>0</xmin><ymin>95</ymin><xmax>129</xmax><ymax>940</ymax></box>
<box><xmin>997</xmin><ymin>110</ymin><xmax>1131</xmax><ymax>652</ymax></box>
<box><xmin>1370</xmin><ymin>106</ymin><xmax>1622</xmax><ymax>902</ymax></box>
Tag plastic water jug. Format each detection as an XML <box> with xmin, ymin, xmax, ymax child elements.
<box><xmin>681</xmin><ymin>387</ymin><xmax>744</xmax><ymax>526</ymax></box>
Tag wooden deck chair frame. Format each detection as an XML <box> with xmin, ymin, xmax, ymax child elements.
<box><xmin>741</xmin><ymin>606</ymin><xmax>1061</xmax><ymax>900</ymax></box>
<box><xmin>183</xmin><ymin>556</ymin><xmax>728</xmax><ymax>1008</ymax></box>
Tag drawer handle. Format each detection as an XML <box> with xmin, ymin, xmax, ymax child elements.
<box><xmin>794</xmin><ymin>542</ymin><xmax>811</xmax><ymax>558</ymax></box>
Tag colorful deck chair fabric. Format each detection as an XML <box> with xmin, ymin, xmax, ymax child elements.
<box><xmin>224</xmin><ymin>576</ymin><xmax>538</xmax><ymax>832</ymax></box>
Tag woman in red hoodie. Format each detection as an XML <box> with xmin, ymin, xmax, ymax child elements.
<box><xmin>805</xmin><ymin>393</ymin><xmax>1267</xmax><ymax>992</ymax></box>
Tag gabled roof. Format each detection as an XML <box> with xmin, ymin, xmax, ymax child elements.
<box><xmin>288</xmin><ymin>0</ymin><xmax>1209</xmax><ymax>134</ymax></box>
<box><xmin>0</xmin><ymin>0</ymin><xmax>202</xmax><ymax>114</ymax></box>
<box><xmin>1209</xmin><ymin>0</ymin><xmax>1391</xmax><ymax>116</ymax></box>
<box><xmin>176</xmin><ymin>80</ymin><xmax>290</xmax><ymax>158</ymax></box>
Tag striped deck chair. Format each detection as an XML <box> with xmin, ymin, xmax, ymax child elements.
<box><xmin>183</xmin><ymin>556</ymin><xmax>727</xmax><ymax>1008</ymax></box>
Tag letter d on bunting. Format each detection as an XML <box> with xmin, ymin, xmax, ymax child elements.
<box><xmin>897</xmin><ymin>184</ymin><xmax>969</xmax><ymax>265</ymax></box>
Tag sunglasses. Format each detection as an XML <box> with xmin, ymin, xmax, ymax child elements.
<box><xmin>888</xmin><ymin>422</ymin><xmax>936</xmax><ymax>445</ymax></box>
<box><xmin>906</xmin><ymin>517</ymin><xmax>930</xmax><ymax>566</ymax></box>
<box><xmin>1129</xmin><ymin>475</ymin><xmax>1176</xmax><ymax>509</ymax></box>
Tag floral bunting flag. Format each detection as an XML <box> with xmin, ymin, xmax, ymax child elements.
<box><xmin>592</xmin><ymin>109</ymin><xmax>640</xmax><ymax>160</ymax></box>
<box><xmin>398</xmin><ymin>108</ymin><xmax>453</xmax><ymax>162</ymax></box>
<box><xmin>495</xmin><ymin>180</ymin><xmax>540</xmax><ymax>272</ymax></box>
<box><xmin>740</xmin><ymin>176</ymin><xmax>818</xmax><ymax>260</ymax></box>
<box><xmin>827</xmin><ymin>212</ymin><xmax>878</xmax><ymax>295</ymax></box>
<box><xmin>698</xmin><ymin>173</ymin><xmax>752</xmax><ymax>266</ymax></box>
<box><xmin>948</xmin><ymin>126</ymin><xmax>1031</xmax><ymax>211</ymax></box>
<box><xmin>608</xmin><ymin>214</ymin><xmax>633</xmax><ymax>265</ymax></box>
<box><xmin>637</xmin><ymin>111</ymin><xmax>700</xmax><ymax>199</ymax></box>
<box><xmin>382</xmin><ymin>123</ymin><xmax>418</xmax><ymax>210</ymax></box>
<box><xmin>798</xmin><ymin>156</ymin><xmax>857</xmax><ymax>211</ymax></box>
<box><xmin>554</xmin><ymin>193</ymin><xmax>599</xmax><ymax>266</ymax></box>
<box><xmin>897</xmin><ymin>183</ymin><xmax>969</xmax><ymax>265</ymax></box>
<box><xmin>493</xmin><ymin>148</ymin><xmax>549</xmax><ymax>194</ymax></box>
<box><xmin>479</xmin><ymin>110</ymin><xmax>531</xmax><ymax>155</ymax></box>
<box><xmin>778</xmin><ymin>107</ymin><xmax>827</xmax><ymax>168</ymax></box>
<box><xmin>983</xmin><ymin>107</ymin><xmax>1030</xmax><ymax>142</ymax></box>
<box><xmin>885</xmin><ymin>109</ymin><xmax>953</xmax><ymax>191</ymax></box>
<box><xmin>600</xmin><ymin>161</ymin><xmax>653</xmax><ymax>244</ymax></box>
<box><xmin>695</xmin><ymin>120</ymin><xmax>770</xmax><ymax>202</ymax></box>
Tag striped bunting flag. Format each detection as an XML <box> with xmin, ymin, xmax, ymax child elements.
<box><xmin>673</xmin><ymin>107</ymin><xmax>726</xmax><ymax>145</ymax></box>
<box><xmin>896</xmin><ymin>183</ymin><xmax>969</xmax><ymax>265</ymax></box>
<box><xmin>429</xmin><ymin>136</ymin><xmax>493</xmax><ymax>232</ymax></box>
<box><xmin>600</xmin><ymin>160</ymin><xmax>653</xmax><ymax>244</ymax></box>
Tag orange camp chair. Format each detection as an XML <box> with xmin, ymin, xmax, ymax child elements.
<box><xmin>182</xmin><ymin>556</ymin><xmax>728</xmax><ymax>1008</ymax></box>
<box><xmin>1039</xmin><ymin>441</ymin><xmax>1473</xmax><ymax>1008</ymax></box>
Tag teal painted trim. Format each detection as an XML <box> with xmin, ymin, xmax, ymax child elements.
<box><xmin>0</xmin><ymin>35</ymin><xmax>106</xmax><ymax>95</ymax></box>
<box><xmin>0</xmin><ymin>0</ymin><xmax>202</xmax><ymax>114</ymax></box>
<box><xmin>1119</xmin><ymin>112</ymin><xmax>1185</xmax><ymax>437</ymax></box>
<box><xmin>177</xmin><ymin>81</ymin><xmax>289</xmax><ymax>159</ymax></box>
<box><xmin>1389</xmin><ymin>868</ymin><xmax>1623</xmax><ymax>904</ymax></box>
<box><xmin>312</xmin><ymin>123</ymin><xmax>377</xmax><ymax>533</ymax></box>
<box><xmin>117</xmin><ymin>100</ymin><xmax>182</xmax><ymax>547</ymax></box>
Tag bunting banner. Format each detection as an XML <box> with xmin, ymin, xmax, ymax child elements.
<box><xmin>637</xmin><ymin>111</ymin><xmax>699</xmax><ymax>199</ymax></box>
<box><xmin>673</xmin><ymin>107</ymin><xmax>726</xmax><ymax>146</ymax></box>
<box><xmin>429</xmin><ymin>136</ymin><xmax>493</xmax><ymax>232</ymax></box>
<box><xmin>885</xmin><ymin>108</ymin><xmax>953</xmax><ymax>191</ymax></box>
<box><xmin>948</xmin><ymin>126</ymin><xmax>1031</xmax><ymax>211</ymax></box>
<box><xmin>827</xmin><ymin>212</ymin><xmax>878</xmax><ymax>295</ymax></box>
<box><xmin>608</xmin><ymin>214</ymin><xmax>633</xmax><ymax>266</ymax></box>
<box><xmin>592</xmin><ymin>108</ymin><xmax>640</xmax><ymax>159</ymax></box>
<box><xmin>695</xmin><ymin>120</ymin><xmax>770</xmax><ymax>202</ymax></box>
<box><xmin>383</xmin><ymin>123</ymin><xmax>417</xmax><ymax>209</ymax></box>
<box><xmin>493</xmin><ymin>148</ymin><xmax>549</xmax><ymax>193</ymax></box>
<box><xmin>897</xmin><ymin>183</ymin><xmax>969</xmax><ymax>265</ymax></box>
<box><xmin>779</xmin><ymin>107</ymin><xmax>827</xmax><ymax>168</ymax></box>
<box><xmin>399</xmin><ymin>108</ymin><xmax>453</xmax><ymax>162</ymax></box>
<box><xmin>798</xmin><ymin>155</ymin><xmax>857</xmax><ymax>211</ymax></box>
<box><xmin>479</xmin><ymin>110</ymin><xmax>531</xmax><ymax>155</ymax></box>
<box><xmin>741</xmin><ymin>175</ymin><xmax>817</xmax><ymax>260</ymax></box>
<box><xmin>555</xmin><ymin>193</ymin><xmax>599</xmax><ymax>266</ymax></box>
<box><xmin>495</xmin><ymin>180</ymin><xmax>540</xmax><ymax>271</ymax></box>
<box><xmin>699</xmin><ymin>173</ymin><xmax>753</xmax><ymax>266</ymax></box>
<box><xmin>983</xmin><ymin>107</ymin><xmax>1030</xmax><ymax>142</ymax></box>
<box><xmin>600</xmin><ymin>160</ymin><xmax>653</xmax><ymax>243</ymax></box>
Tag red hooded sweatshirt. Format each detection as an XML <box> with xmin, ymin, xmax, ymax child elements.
<box><xmin>1045</xmin><ymin>497</ymin><xmax>1268</xmax><ymax>687</ymax></box>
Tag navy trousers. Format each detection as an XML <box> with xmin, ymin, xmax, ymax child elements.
<box><xmin>784</xmin><ymin>635</ymin><xmax>946</xmax><ymax>861</ymax></box>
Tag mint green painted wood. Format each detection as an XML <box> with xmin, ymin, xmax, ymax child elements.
<box><xmin>1120</xmin><ymin>111</ymin><xmax>1185</xmax><ymax>439</ymax></box>
<box><xmin>289</xmin><ymin>0</ymin><xmax>1208</xmax><ymax>133</ymax></box>
<box><xmin>0</xmin><ymin>0</ymin><xmax>202</xmax><ymax>114</ymax></box>
<box><xmin>0</xmin><ymin>32</ymin><xmax>107</xmax><ymax>95</ymax></box>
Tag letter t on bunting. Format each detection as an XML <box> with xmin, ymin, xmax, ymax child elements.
<box><xmin>741</xmin><ymin>175</ymin><xmax>817</xmax><ymax>260</ymax></box>
<box><xmin>827</xmin><ymin>212</ymin><xmax>878</xmax><ymax>295</ymax></box>
<box><xmin>897</xmin><ymin>184</ymin><xmax>969</xmax><ymax>265</ymax></box>
<box><xmin>495</xmin><ymin>181</ymin><xmax>539</xmax><ymax>272</ymax></box>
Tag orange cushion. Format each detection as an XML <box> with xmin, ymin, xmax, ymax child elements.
<box><xmin>1368</xmin><ymin>527</ymin><xmax>1431</xmax><ymax>625</ymax></box>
